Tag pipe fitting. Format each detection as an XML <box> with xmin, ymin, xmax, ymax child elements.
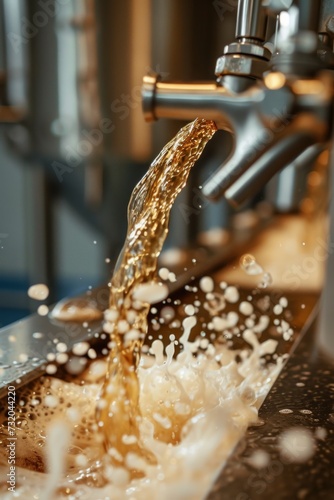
<box><xmin>215</xmin><ymin>53</ymin><xmax>269</xmax><ymax>79</ymax></box>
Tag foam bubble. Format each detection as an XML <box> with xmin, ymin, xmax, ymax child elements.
<box><xmin>239</xmin><ymin>301</ymin><xmax>254</xmax><ymax>316</ymax></box>
<box><xmin>184</xmin><ymin>304</ymin><xmax>196</xmax><ymax>316</ymax></box>
<box><xmin>28</xmin><ymin>283</ymin><xmax>49</xmax><ymax>301</ymax></box>
<box><xmin>240</xmin><ymin>254</ymin><xmax>263</xmax><ymax>275</ymax></box>
<box><xmin>224</xmin><ymin>286</ymin><xmax>239</xmax><ymax>303</ymax></box>
<box><xmin>199</xmin><ymin>276</ymin><xmax>214</xmax><ymax>293</ymax></box>
<box><xmin>73</xmin><ymin>342</ymin><xmax>90</xmax><ymax>356</ymax></box>
<box><xmin>247</xmin><ymin>449</ymin><xmax>270</xmax><ymax>469</ymax></box>
<box><xmin>44</xmin><ymin>395</ymin><xmax>59</xmax><ymax>408</ymax></box>
<box><xmin>132</xmin><ymin>282</ymin><xmax>169</xmax><ymax>304</ymax></box>
<box><xmin>158</xmin><ymin>267</ymin><xmax>170</xmax><ymax>280</ymax></box>
<box><xmin>279</xmin><ymin>427</ymin><xmax>315</xmax><ymax>463</ymax></box>
<box><xmin>38</xmin><ymin>305</ymin><xmax>49</xmax><ymax>316</ymax></box>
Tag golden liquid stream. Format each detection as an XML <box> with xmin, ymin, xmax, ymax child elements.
<box><xmin>96</xmin><ymin>119</ymin><xmax>216</xmax><ymax>472</ymax></box>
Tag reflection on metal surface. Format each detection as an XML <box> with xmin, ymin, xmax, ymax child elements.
<box><xmin>208</xmin><ymin>309</ymin><xmax>334</xmax><ymax>500</ymax></box>
<box><xmin>0</xmin><ymin>287</ymin><xmax>109</xmax><ymax>398</ymax></box>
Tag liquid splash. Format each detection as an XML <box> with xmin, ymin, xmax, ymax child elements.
<box><xmin>97</xmin><ymin>119</ymin><xmax>216</xmax><ymax>469</ymax></box>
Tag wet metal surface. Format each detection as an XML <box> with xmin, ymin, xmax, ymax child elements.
<box><xmin>208</xmin><ymin>310</ymin><xmax>334</xmax><ymax>500</ymax></box>
<box><xmin>0</xmin><ymin>287</ymin><xmax>109</xmax><ymax>398</ymax></box>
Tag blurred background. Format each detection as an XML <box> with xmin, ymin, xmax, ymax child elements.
<box><xmin>1</xmin><ymin>0</ymin><xmax>319</xmax><ymax>326</ymax></box>
<box><xmin>0</xmin><ymin>0</ymin><xmax>237</xmax><ymax>326</ymax></box>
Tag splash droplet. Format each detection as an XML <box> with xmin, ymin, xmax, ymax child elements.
<box><xmin>240</xmin><ymin>254</ymin><xmax>263</xmax><ymax>275</ymax></box>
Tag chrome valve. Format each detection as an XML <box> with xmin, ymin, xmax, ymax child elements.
<box><xmin>142</xmin><ymin>1</ymin><xmax>333</xmax><ymax>207</ymax></box>
<box><xmin>143</xmin><ymin>71</ymin><xmax>332</xmax><ymax>206</ymax></box>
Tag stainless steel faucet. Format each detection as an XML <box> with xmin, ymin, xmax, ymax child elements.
<box><xmin>143</xmin><ymin>0</ymin><xmax>333</xmax><ymax>204</ymax></box>
<box><xmin>142</xmin><ymin>0</ymin><xmax>334</xmax><ymax>355</ymax></box>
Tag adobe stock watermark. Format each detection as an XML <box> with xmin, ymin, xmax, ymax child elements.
<box><xmin>6</xmin><ymin>385</ymin><xmax>16</xmax><ymax>493</ymax></box>
<box><xmin>7</xmin><ymin>0</ymin><xmax>71</xmax><ymax>54</ymax></box>
<box><xmin>236</xmin><ymin>426</ymin><xmax>320</xmax><ymax>500</ymax></box>
<box><xmin>52</xmin><ymin>64</ymin><xmax>169</xmax><ymax>183</ymax></box>
<box><xmin>213</xmin><ymin>0</ymin><xmax>238</xmax><ymax>21</ymax></box>
<box><xmin>51</xmin><ymin>86</ymin><xmax>142</xmax><ymax>183</ymax></box>
<box><xmin>52</xmin><ymin>117</ymin><xmax>114</xmax><ymax>182</ymax></box>
<box><xmin>0</xmin><ymin>233</ymin><xmax>9</xmax><ymax>249</ymax></box>
<box><xmin>281</xmin><ymin>237</ymin><xmax>333</xmax><ymax>290</ymax></box>
<box><xmin>179</xmin><ymin>186</ymin><xmax>211</xmax><ymax>223</ymax></box>
<box><xmin>236</xmin><ymin>459</ymin><xmax>285</xmax><ymax>500</ymax></box>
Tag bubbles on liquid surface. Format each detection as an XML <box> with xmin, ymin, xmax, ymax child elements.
<box><xmin>279</xmin><ymin>408</ymin><xmax>293</xmax><ymax>414</ymax></box>
<box><xmin>0</xmin><ymin>261</ymin><xmax>293</xmax><ymax>499</ymax></box>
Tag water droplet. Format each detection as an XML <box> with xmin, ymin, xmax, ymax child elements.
<box><xmin>37</xmin><ymin>305</ymin><xmax>49</xmax><ymax>316</ymax></box>
<box><xmin>258</xmin><ymin>272</ymin><xmax>273</xmax><ymax>289</ymax></box>
<box><xmin>27</xmin><ymin>283</ymin><xmax>49</xmax><ymax>301</ymax></box>
<box><xmin>279</xmin><ymin>408</ymin><xmax>293</xmax><ymax>414</ymax></box>
<box><xmin>240</xmin><ymin>254</ymin><xmax>263</xmax><ymax>275</ymax></box>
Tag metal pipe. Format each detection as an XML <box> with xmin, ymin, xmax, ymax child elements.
<box><xmin>142</xmin><ymin>76</ymin><xmax>234</xmax><ymax>129</ymax></box>
<box><xmin>224</xmin><ymin>132</ymin><xmax>317</xmax><ymax>206</ymax></box>
<box><xmin>236</xmin><ymin>0</ymin><xmax>268</xmax><ymax>41</ymax></box>
<box><xmin>297</xmin><ymin>0</ymin><xmax>321</xmax><ymax>33</ymax></box>
<box><xmin>318</xmin><ymin>134</ymin><xmax>334</xmax><ymax>358</ymax></box>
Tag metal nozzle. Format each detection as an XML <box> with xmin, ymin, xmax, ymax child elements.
<box><xmin>224</xmin><ymin>132</ymin><xmax>317</xmax><ymax>206</ymax></box>
<box><xmin>236</xmin><ymin>0</ymin><xmax>268</xmax><ymax>41</ymax></box>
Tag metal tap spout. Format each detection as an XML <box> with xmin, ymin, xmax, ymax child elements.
<box><xmin>142</xmin><ymin>74</ymin><xmax>263</xmax><ymax>130</ymax></box>
<box><xmin>142</xmin><ymin>0</ymin><xmax>333</xmax><ymax>207</ymax></box>
<box><xmin>143</xmin><ymin>70</ymin><xmax>332</xmax><ymax>205</ymax></box>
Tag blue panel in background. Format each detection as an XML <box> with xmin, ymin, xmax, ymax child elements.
<box><xmin>0</xmin><ymin>308</ymin><xmax>30</xmax><ymax>328</ymax></box>
<box><xmin>0</xmin><ymin>275</ymin><xmax>104</xmax><ymax>328</ymax></box>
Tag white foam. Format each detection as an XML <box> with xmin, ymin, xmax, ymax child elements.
<box><xmin>40</xmin><ymin>420</ymin><xmax>70</xmax><ymax>500</ymax></box>
<box><xmin>0</xmin><ymin>268</ymin><xmax>292</xmax><ymax>500</ymax></box>
<box><xmin>199</xmin><ymin>276</ymin><xmax>214</xmax><ymax>293</ymax></box>
<box><xmin>133</xmin><ymin>282</ymin><xmax>169</xmax><ymax>304</ymax></box>
<box><xmin>278</xmin><ymin>427</ymin><xmax>315</xmax><ymax>463</ymax></box>
<box><xmin>159</xmin><ymin>267</ymin><xmax>170</xmax><ymax>280</ymax></box>
<box><xmin>73</xmin><ymin>342</ymin><xmax>90</xmax><ymax>356</ymax></box>
<box><xmin>184</xmin><ymin>304</ymin><xmax>196</xmax><ymax>316</ymax></box>
<box><xmin>27</xmin><ymin>283</ymin><xmax>49</xmax><ymax>301</ymax></box>
<box><xmin>224</xmin><ymin>286</ymin><xmax>239</xmax><ymax>303</ymax></box>
<box><xmin>239</xmin><ymin>301</ymin><xmax>254</xmax><ymax>316</ymax></box>
<box><xmin>38</xmin><ymin>305</ymin><xmax>49</xmax><ymax>316</ymax></box>
<box><xmin>0</xmin><ymin>327</ymin><xmax>284</xmax><ymax>500</ymax></box>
